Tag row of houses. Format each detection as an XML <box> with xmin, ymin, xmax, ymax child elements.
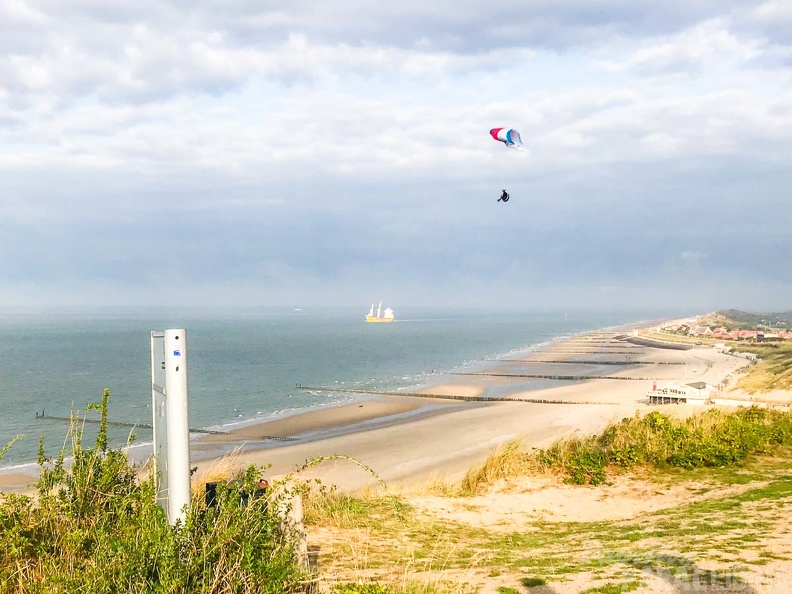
<box><xmin>659</xmin><ymin>323</ymin><xmax>792</xmax><ymax>341</ymax></box>
<box><xmin>709</xmin><ymin>327</ymin><xmax>792</xmax><ymax>341</ymax></box>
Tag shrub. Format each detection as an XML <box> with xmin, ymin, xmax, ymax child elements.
<box><xmin>564</xmin><ymin>437</ymin><xmax>607</xmax><ymax>485</ymax></box>
<box><xmin>530</xmin><ymin>406</ymin><xmax>792</xmax><ymax>485</ymax></box>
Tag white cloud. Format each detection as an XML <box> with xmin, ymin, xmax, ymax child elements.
<box><xmin>753</xmin><ymin>0</ymin><xmax>792</xmax><ymax>22</ymax></box>
<box><xmin>600</xmin><ymin>19</ymin><xmax>765</xmax><ymax>74</ymax></box>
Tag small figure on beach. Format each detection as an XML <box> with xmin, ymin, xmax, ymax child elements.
<box><xmin>498</xmin><ymin>189</ymin><xmax>510</xmax><ymax>203</ymax></box>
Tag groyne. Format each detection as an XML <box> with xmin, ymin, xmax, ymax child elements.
<box><xmin>296</xmin><ymin>384</ymin><xmax>619</xmax><ymax>405</ymax></box>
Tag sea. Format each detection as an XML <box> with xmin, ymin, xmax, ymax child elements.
<box><xmin>0</xmin><ymin>306</ymin><xmax>682</xmax><ymax>472</ymax></box>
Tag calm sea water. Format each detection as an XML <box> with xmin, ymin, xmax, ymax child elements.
<box><xmin>0</xmin><ymin>307</ymin><xmax>675</xmax><ymax>469</ymax></box>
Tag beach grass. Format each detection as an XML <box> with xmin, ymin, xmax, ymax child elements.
<box><xmin>730</xmin><ymin>341</ymin><xmax>792</xmax><ymax>392</ymax></box>
<box><xmin>460</xmin><ymin>407</ymin><xmax>792</xmax><ymax>490</ymax></box>
<box><xmin>0</xmin><ymin>390</ymin><xmax>308</xmax><ymax>593</ymax></box>
<box><xmin>304</xmin><ymin>408</ymin><xmax>792</xmax><ymax>591</ymax></box>
<box><xmin>306</xmin><ymin>463</ymin><xmax>792</xmax><ymax>591</ymax></box>
<box><xmin>0</xmin><ymin>436</ymin><xmax>22</xmax><ymax>463</ymax></box>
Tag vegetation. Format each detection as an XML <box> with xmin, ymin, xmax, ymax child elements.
<box><xmin>695</xmin><ymin>309</ymin><xmax>792</xmax><ymax>331</ymax></box>
<box><xmin>462</xmin><ymin>407</ymin><xmax>792</xmax><ymax>489</ymax></box>
<box><xmin>306</xmin><ymin>469</ymin><xmax>792</xmax><ymax>591</ymax></box>
<box><xmin>5</xmin><ymin>394</ymin><xmax>792</xmax><ymax>593</ymax></box>
<box><xmin>716</xmin><ymin>309</ymin><xmax>792</xmax><ymax>330</ymax></box>
<box><xmin>0</xmin><ymin>389</ymin><xmax>308</xmax><ymax>593</ymax></box>
<box><xmin>0</xmin><ymin>436</ymin><xmax>22</xmax><ymax>463</ymax></box>
<box><xmin>302</xmin><ymin>409</ymin><xmax>792</xmax><ymax>592</ymax></box>
<box><xmin>729</xmin><ymin>341</ymin><xmax>792</xmax><ymax>392</ymax></box>
<box><xmin>644</xmin><ymin>309</ymin><xmax>792</xmax><ymax>392</ymax></box>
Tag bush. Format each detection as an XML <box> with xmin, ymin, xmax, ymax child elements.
<box><xmin>532</xmin><ymin>407</ymin><xmax>792</xmax><ymax>485</ymax></box>
<box><xmin>564</xmin><ymin>437</ymin><xmax>607</xmax><ymax>485</ymax></box>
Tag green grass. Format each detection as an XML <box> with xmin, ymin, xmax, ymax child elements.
<box><xmin>462</xmin><ymin>407</ymin><xmax>792</xmax><ymax>489</ymax></box>
<box><xmin>307</xmin><ymin>469</ymin><xmax>791</xmax><ymax>588</ymax></box>
<box><xmin>9</xmin><ymin>391</ymin><xmax>790</xmax><ymax>593</ymax></box>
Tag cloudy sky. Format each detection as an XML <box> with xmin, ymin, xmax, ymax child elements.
<box><xmin>1</xmin><ymin>1</ymin><xmax>790</xmax><ymax>311</ymax></box>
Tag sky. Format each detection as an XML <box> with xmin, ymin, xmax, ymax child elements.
<box><xmin>1</xmin><ymin>0</ymin><xmax>791</xmax><ymax>311</ymax></box>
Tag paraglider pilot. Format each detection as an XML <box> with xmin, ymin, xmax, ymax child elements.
<box><xmin>498</xmin><ymin>189</ymin><xmax>510</xmax><ymax>202</ymax></box>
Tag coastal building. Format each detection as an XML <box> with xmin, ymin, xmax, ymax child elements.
<box><xmin>647</xmin><ymin>381</ymin><xmax>714</xmax><ymax>406</ymax></box>
<box><xmin>691</xmin><ymin>326</ymin><xmax>714</xmax><ymax>337</ymax></box>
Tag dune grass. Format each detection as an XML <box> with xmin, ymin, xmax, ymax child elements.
<box><xmin>731</xmin><ymin>341</ymin><xmax>792</xmax><ymax>392</ymax></box>
<box><xmin>460</xmin><ymin>407</ymin><xmax>792</xmax><ymax>490</ymax></box>
<box><xmin>303</xmin><ymin>409</ymin><xmax>792</xmax><ymax>592</ymax></box>
<box><xmin>304</xmin><ymin>462</ymin><xmax>792</xmax><ymax>592</ymax></box>
<box><xmin>0</xmin><ymin>436</ymin><xmax>22</xmax><ymax>463</ymax></box>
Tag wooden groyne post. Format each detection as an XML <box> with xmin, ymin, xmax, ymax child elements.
<box><xmin>295</xmin><ymin>384</ymin><xmax>620</xmax><ymax>405</ymax></box>
<box><xmin>35</xmin><ymin>413</ymin><xmax>229</xmax><ymax>435</ymax></box>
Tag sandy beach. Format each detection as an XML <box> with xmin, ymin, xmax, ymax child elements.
<box><xmin>186</xmin><ymin>327</ymin><xmax>754</xmax><ymax>492</ymax></box>
<box><xmin>0</xmin><ymin>326</ymin><xmax>758</xmax><ymax>493</ymax></box>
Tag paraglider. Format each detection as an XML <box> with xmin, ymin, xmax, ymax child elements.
<box><xmin>489</xmin><ymin>128</ymin><xmax>525</xmax><ymax>151</ymax></box>
<box><xmin>490</xmin><ymin>128</ymin><xmax>525</xmax><ymax>203</ymax></box>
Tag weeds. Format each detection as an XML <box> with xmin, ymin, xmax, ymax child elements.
<box><xmin>0</xmin><ymin>388</ymin><xmax>308</xmax><ymax>593</ymax></box>
<box><xmin>0</xmin><ymin>435</ymin><xmax>22</xmax><ymax>462</ymax></box>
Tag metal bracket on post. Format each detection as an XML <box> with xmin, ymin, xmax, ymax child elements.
<box><xmin>150</xmin><ymin>329</ymin><xmax>191</xmax><ymax>525</ymax></box>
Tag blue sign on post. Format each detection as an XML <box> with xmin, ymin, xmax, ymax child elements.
<box><xmin>173</xmin><ymin>350</ymin><xmax>181</xmax><ymax>356</ymax></box>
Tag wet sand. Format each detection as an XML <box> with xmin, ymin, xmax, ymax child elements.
<box><xmin>198</xmin><ymin>399</ymin><xmax>430</xmax><ymax>442</ymax></box>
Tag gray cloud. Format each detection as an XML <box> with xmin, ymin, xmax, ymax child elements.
<box><xmin>0</xmin><ymin>1</ymin><xmax>790</xmax><ymax>310</ymax></box>
<box><xmin>1</xmin><ymin>1</ymin><xmax>770</xmax><ymax>104</ymax></box>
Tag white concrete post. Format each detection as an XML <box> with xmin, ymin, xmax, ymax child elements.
<box><xmin>148</xmin><ymin>328</ymin><xmax>194</xmax><ymax>525</ymax></box>
<box><xmin>163</xmin><ymin>329</ymin><xmax>191</xmax><ymax>525</ymax></box>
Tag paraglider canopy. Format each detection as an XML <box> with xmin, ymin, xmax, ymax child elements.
<box><xmin>490</xmin><ymin>128</ymin><xmax>524</xmax><ymax>150</ymax></box>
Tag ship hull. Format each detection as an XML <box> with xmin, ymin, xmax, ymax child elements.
<box><xmin>366</xmin><ymin>316</ymin><xmax>394</xmax><ymax>323</ymax></box>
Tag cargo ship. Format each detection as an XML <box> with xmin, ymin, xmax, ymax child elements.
<box><xmin>366</xmin><ymin>301</ymin><xmax>394</xmax><ymax>323</ymax></box>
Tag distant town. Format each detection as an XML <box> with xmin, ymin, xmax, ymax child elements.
<box><xmin>659</xmin><ymin>309</ymin><xmax>792</xmax><ymax>342</ymax></box>
<box><xmin>660</xmin><ymin>321</ymin><xmax>792</xmax><ymax>342</ymax></box>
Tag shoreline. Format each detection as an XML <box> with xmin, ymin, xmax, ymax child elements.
<box><xmin>0</xmin><ymin>317</ymin><xmax>755</xmax><ymax>493</ymax></box>
<box><xmin>186</xmin><ymin>322</ymin><xmax>757</xmax><ymax>491</ymax></box>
